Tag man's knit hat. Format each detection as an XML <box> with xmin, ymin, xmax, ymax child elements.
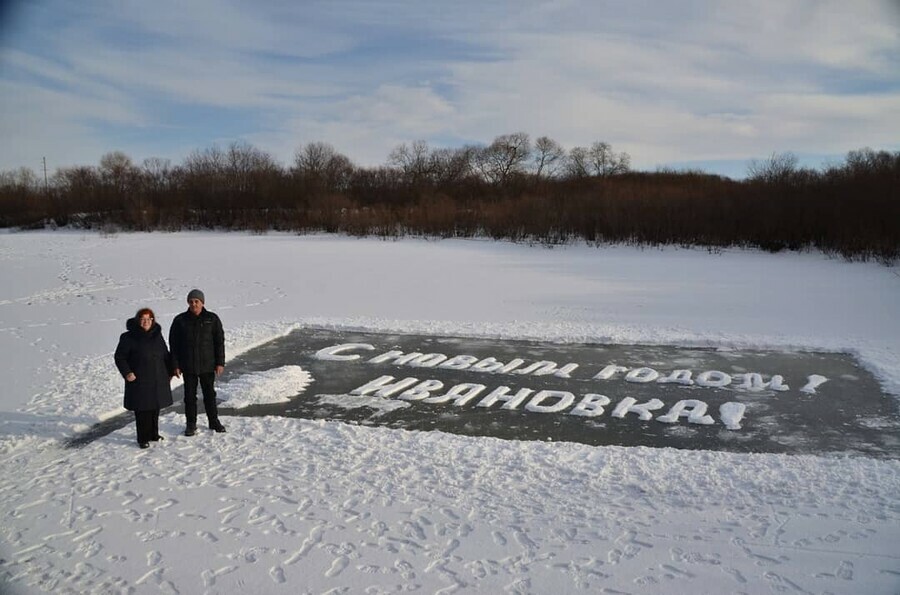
<box><xmin>187</xmin><ymin>289</ymin><xmax>205</xmax><ymax>303</ymax></box>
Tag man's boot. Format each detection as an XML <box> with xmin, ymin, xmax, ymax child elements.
<box><xmin>206</xmin><ymin>395</ymin><xmax>225</xmax><ymax>432</ymax></box>
<box><xmin>209</xmin><ymin>418</ymin><xmax>226</xmax><ymax>433</ymax></box>
<box><xmin>185</xmin><ymin>396</ymin><xmax>197</xmax><ymax>436</ymax></box>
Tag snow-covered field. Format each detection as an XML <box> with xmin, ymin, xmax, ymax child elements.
<box><xmin>0</xmin><ymin>231</ymin><xmax>898</xmax><ymax>594</ymax></box>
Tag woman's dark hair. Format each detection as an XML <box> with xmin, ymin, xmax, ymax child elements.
<box><xmin>135</xmin><ymin>307</ymin><xmax>156</xmax><ymax>321</ymax></box>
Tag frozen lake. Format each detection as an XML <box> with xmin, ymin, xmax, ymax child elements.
<box><xmin>3</xmin><ymin>233</ymin><xmax>896</xmax><ymax>594</ymax></box>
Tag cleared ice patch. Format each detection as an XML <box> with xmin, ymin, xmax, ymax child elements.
<box><xmin>217</xmin><ymin>365</ymin><xmax>313</xmax><ymax>409</ymax></box>
<box><xmin>227</xmin><ymin>328</ymin><xmax>900</xmax><ymax>457</ymax></box>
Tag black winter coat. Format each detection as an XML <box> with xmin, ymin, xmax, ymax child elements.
<box><xmin>168</xmin><ymin>308</ymin><xmax>225</xmax><ymax>374</ymax></box>
<box><xmin>114</xmin><ymin>319</ymin><xmax>175</xmax><ymax>411</ymax></box>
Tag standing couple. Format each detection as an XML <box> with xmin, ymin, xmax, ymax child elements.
<box><xmin>114</xmin><ymin>289</ymin><xmax>227</xmax><ymax>448</ymax></box>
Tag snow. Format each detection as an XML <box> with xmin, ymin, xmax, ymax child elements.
<box><xmin>0</xmin><ymin>230</ymin><xmax>899</xmax><ymax>593</ymax></box>
<box><xmin>719</xmin><ymin>402</ymin><xmax>748</xmax><ymax>430</ymax></box>
<box><xmin>217</xmin><ymin>366</ymin><xmax>314</xmax><ymax>409</ymax></box>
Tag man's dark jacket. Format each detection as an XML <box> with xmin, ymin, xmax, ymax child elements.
<box><xmin>114</xmin><ymin>318</ymin><xmax>175</xmax><ymax>411</ymax></box>
<box><xmin>169</xmin><ymin>308</ymin><xmax>225</xmax><ymax>375</ymax></box>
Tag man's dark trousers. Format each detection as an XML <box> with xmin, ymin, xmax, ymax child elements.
<box><xmin>183</xmin><ymin>372</ymin><xmax>220</xmax><ymax>428</ymax></box>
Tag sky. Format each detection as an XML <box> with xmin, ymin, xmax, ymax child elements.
<box><xmin>0</xmin><ymin>0</ymin><xmax>898</xmax><ymax>179</ymax></box>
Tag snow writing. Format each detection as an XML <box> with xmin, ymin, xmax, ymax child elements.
<box><xmin>315</xmin><ymin>343</ymin><xmax>829</xmax><ymax>431</ymax></box>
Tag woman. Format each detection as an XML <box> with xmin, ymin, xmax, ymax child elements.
<box><xmin>114</xmin><ymin>308</ymin><xmax>175</xmax><ymax>448</ymax></box>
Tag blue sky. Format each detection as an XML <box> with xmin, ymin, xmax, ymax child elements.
<box><xmin>1</xmin><ymin>0</ymin><xmax>898</xmax><ymax>178</ymax></box>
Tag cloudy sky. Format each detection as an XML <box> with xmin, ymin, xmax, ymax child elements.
<box><xmin>1</xmin><ymin>0</ymin><xmax>898</xmax><ymax>178</ymax></box>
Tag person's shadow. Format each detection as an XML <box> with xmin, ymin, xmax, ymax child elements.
<box><xmin>63</xmin><ymin>385</ymin><xmax>188</xmax><ymax>448</ymax></box>
<box><xmin>62</xmin><ymin>408</ymin><xmax>170</xmax><ymax>447</ymax></box>
<box><xmin>63</xmin><ymin>384</ymin><xmax>241</xmax><ymax>448</ymax></box>
<box><xmin>0</xmin><ymin>408</ymin><xmax>167</xmax><ymax>447</ymax></box>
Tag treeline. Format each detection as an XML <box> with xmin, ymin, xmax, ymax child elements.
<box><xmin>0</xmin><ymin>134</ymin><xmax>897</xmax><ymax>262</ymax></box>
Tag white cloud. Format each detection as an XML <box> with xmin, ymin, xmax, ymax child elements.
<box><xmin>255</xmin><ymin>84</ymin><xmax>457</xmax><ymax>166</ymax></box>
<box><xmin>699</xmin><ymin>1</ymin><xmax>900</xmax><ymax>74</ymax></box>
<box><xmin>81</xmin><ymin>0</ymin><xmax>356</xmax><ymax>59</ymax></box>
<box><xmin>0</xmin><ymin>80</ymin><xmax>129</xmax><ymax>170</ymax></box>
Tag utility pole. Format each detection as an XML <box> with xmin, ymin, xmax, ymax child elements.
<box><xmin>42</xmin><ymin>157</ymin><xmax>48</xmax><ymax>192</ymax></box>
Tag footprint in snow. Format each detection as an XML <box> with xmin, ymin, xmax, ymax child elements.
<box><xmin>269</xmin><ymin>565</ymin><xmax>286</xmax><ymax>584</ymax></box>
<box><xmin>325</xmin><ymin>555</ymin><xmax>349</xmax><ymax>578</ymax></box>
<box><xmin>147</xmin><ymin>550</ymin><xmax>162</xmax><ymax>567</ymax></box>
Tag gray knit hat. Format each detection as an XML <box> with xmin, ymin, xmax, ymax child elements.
<box><xmin>187</xmin><ymin>289</ymin><xmax>205</xmax><ymax>303</ymax></box>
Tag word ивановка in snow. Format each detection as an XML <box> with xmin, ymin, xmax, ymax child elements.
<box><xmin>348</xmin><ymin>374</ymin><xmax>747</xmax><ymax>429</ymax></box>
<box><xmin>314</xmin><ymin>343</ymin><xmax>832</xmax><ymax>430</ymax></box>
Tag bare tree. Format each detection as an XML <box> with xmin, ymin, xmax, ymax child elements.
<box><xmin>532</xmin><ymin>136</ymin><xmax>566</xmax><ymax>179</ymax></box>
<box><xmin>0</xmin><ymin>167</ymin><xmax>40</xmax><ymax>191</ymax></box>
<box><xmin>388</xmin><ymin>140</ymin><xmax>434</xmax><ymax>186</ymax></box>
<box><xmin>564</xmin><ymin>142</ymin><xmax>630</xmax><ymax>178</ymax></box>
<box><xmin>746</xmin><ymin>152</ymin><xmax>799</xmax><ymax>183</ymax></box>
<box><xmin>142</xmin><ymin>157</ymin><xmax>171</xmax><ymax>178</ymax></box>
<box><xmin>564</xmin><ymin>146</ymin><xmax>591</xmax><ymax>179</ymax></box>
<box><xmin>184</xmin><ymin>146</ymin><xmax>226</xmax><ymax>177</ymax></box>
<box><xmin>99</xmin><ymin>151</ymin><xmax>139</xmax><ymax>194</ymax></box>
<box><xmin>225</xmin><ymin>141</ymin><xmax>279</xmax><ymax>195</ymax></box>
<box><xmin>294</xmin><ymin>142</ymin><xmax>336</xmax><ymax>175</ymax></box>
<box><xmin>54</xmin><ymin>166</ymin><xmax>98</xmax><ymax>193</ymax></box>
<box><xmin>588</xmin><ymin>142</ymin><xmax>630</xmax><ymax>176</ymax></box>
<box><xmin>142</xmin><ymin>157</ymin><xmax>174</xmax><ymax>193</ymax></box>
<box><xmin>843</xmin><ymin>148</ymin><xmax>897</xmax><ymax>175</ymax></box>
<box><xmin>293</xmin><ymin>142</ymin><xmax>354</xmax><ymax>193</ymax></box>
<box><xmin>430</xmin><ymin>146</ymin><xmax>476</xmax><ymax>186</ymax></box>
<box><xmin>180</xmin><ymin>146</ymin><xmax>231</xmax><ymax>213</ymax></box>
<box><xmin>52</xmin><ymin>165</ymin><xmax>100</xmax><ymax>216</ymax></box>
<box><xmin>139</xmin><ymin>158</ymin><xmax>178</xmax><ymax>214</ymax></box>
<box><xmin>473</xmin><ymin>132</ymin><xmax>532</xmax><ymax>186</ymax></box>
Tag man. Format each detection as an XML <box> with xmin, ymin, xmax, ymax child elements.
<box><xmin>169</xmin><ymin>289</ymin><xmax>226</xmax><ymax>435</ymax></box>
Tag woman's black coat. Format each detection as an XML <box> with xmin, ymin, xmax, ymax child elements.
<box><xmin>114</xmin><ymin>318</ymin><xmax>175</xmax><ymax>411</ymax></box>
